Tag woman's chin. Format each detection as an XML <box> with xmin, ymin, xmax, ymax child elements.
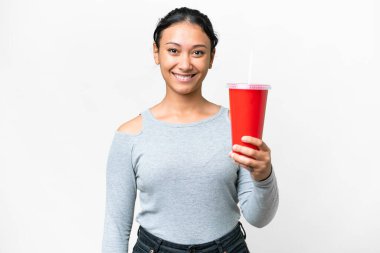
<box><xmin>168</xmin><ymin>84</ymin><xmax>201</xmax><ymax>95</ymax></box>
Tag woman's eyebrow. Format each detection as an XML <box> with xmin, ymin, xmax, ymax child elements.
<box><xmin>164</xmin><ymin>42</ymin><xmax>208</xmax><ymax>48</ymax></box>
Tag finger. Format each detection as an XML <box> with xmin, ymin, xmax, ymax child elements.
<box><xmin>231</xmin><ymin>153</ymin><xmax>270</xmax><ymax>179</ymax></box>
<box><xmin>242</xmin><ymin>136</ymin><xmax>271</xmax><ymax>152</ymax></box>
<box><xmin>230</xmin><ymin>152</ymin><xmax>259</xmax><ymax>170</ymax></box>
<box><xmin>232</xmin><ymin>144</ymin><xmax>264</xmax><ymax>160</ymax></box>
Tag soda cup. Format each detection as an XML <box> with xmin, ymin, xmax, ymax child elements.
<box><xmin>227</xmin><ymin>83</ymin><xmax>271</xmax><ymax>155</ymax></box>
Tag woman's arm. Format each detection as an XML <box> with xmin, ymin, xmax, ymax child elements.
<box><xmin>231</xmin><ymin>136</ymin><xmax>279</xmax><ymax>227</ymax></box>
<box><xmin>236</xmin><ymin>164</ymin><xmax>279</xmax><ymax>227</ymax></box>
<box><xmin>102</xmin><ymin>132</ymin><xmax>138</xmax><ymax>253</ymax></box>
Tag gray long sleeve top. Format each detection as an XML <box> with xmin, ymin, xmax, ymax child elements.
<box><xmin>102</xmin><ymin>106</ymin><xmax>279</xmax><ymax>253</ymax></box>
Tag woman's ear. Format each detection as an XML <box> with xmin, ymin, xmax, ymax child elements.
<box><xmin>209</xmin><ymin>48</ymin><xmax>216</xmax><ymax>69</ymax></box>
<box><xmin>153</xmin><ymin>43</ymin><xmax>160</xmax><ymax>65</ymax></box>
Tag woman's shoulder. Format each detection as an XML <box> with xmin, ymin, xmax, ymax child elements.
<box><xmin>116</xmin><ymin>114</ymin><xmax>143</xmax><ymax>136</ymax></box>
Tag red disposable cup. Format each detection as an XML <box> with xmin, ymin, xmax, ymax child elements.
<box><xmin>227</xmin><ymin>83</ymin><xmax>271</xmax><ymax>155</ymax></box>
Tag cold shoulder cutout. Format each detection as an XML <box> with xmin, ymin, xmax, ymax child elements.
<box><xmin>116</xmin><ymin>114</ymin><xmax>143</xmax><ymax>136</ymax></box>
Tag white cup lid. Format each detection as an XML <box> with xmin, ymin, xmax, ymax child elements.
<box><xmin>227</xmin><ymin>83</ymin><xmax>271</xmax><ymax>90</ymax></box>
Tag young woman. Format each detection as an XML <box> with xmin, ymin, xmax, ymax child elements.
<box><xmin>102</xmin><ymin>7</ymin><xmax>279</xmax><ymax>253</ymax></box>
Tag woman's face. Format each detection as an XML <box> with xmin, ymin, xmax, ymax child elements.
<box><xmin>153</xmin><ymin>22</ymin><xmax>215</xmax><ymax>95</ymax></box>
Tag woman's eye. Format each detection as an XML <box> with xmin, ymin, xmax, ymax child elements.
<box><xmin>168</xmin><ymin>48</ymin><xmax>178</xmax><ymax>54</ymax></box>
<box><xmin>193</xmin><ymin>50</ymin><xmax>205</xmax><ymax>56</ymax></box>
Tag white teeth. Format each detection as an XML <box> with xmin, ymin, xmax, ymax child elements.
<box><xmin>174</xmin><ymin>73</ymin><xmax>193</xmax><ymax>81</ymax></box>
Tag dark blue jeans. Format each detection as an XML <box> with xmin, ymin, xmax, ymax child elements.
<box><xmin>132</xmin><ymin>221</ymin><xmax>250</xmax><ymax>253</ymax></box>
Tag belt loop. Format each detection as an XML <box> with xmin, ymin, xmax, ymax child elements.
<box><xmin>152</xmin><ymin>238</ymin><xmax>163</xmax><ymax>253</ymax></box>
<box><xmin>238</xmin><ymin>221</ymin><xmax>246</xmax><ymax>239</ymax></box>
<box><xmin>214</xmin><ymin>239</ymin><xmax>224</xmax><ymax>253</ymax></box>
<box><xmin>187</xmin><ymin>245</ymin><xmax>195</xmax><ymax>253</ymax></box>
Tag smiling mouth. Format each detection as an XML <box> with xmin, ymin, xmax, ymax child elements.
<box><xmin>172</xmin><ymin>72</ymin><xmax>197</xmax><ymax>82</ymax></box>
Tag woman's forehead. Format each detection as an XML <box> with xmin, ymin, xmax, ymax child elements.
<box><xmin>160</xmin><ymin>22</ymin><xmax>211</xmax><ymax>48</ymax></box>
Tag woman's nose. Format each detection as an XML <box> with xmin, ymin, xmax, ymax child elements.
<box><xmin>178</xmin><ymin>54</ymin><xmax>192</xmax><ymax>71</ymax></box>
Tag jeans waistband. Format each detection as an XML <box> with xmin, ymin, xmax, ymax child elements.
<box><xmin>137</xmin><ymin>221</ymin><xmax>247</xmax><ymax>253</ymax></box>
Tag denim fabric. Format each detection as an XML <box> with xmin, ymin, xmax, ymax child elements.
<box><xmin>132</xmin><ymin>222</ymin><xmax>250</xmax><ymax>253</ymax></box>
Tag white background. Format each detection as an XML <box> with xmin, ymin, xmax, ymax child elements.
<box><xmin>1</xmin><ymin>0</ymin><xmax>379</xmax><ymax>252</ymax></box>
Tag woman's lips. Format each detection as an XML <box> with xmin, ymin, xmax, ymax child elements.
<box><xmin>172</xmin><ymin>72</ymin><xmax>196</xmax><ymax>82</ymax></box>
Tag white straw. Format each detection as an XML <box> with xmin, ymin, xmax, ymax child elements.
<box><xmin>247</xmin><ymin>47</ymin><xmax>254</xmax><ymax>84</ymax></box>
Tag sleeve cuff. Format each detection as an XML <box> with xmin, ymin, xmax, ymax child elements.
<box><xmin>253</xmin><ymin>164</ymin><xmax>275</xmax><ymax>187</ymax></box>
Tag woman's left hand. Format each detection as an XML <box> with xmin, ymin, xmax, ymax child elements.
<box><xmin>229</xmin><ymin>136</ymin><xmax>272</xmax><ymax>181</ymax></box>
